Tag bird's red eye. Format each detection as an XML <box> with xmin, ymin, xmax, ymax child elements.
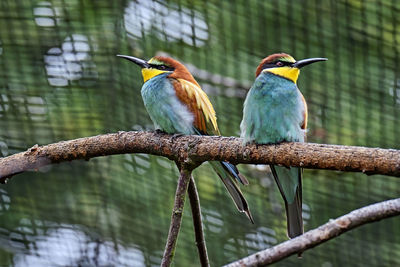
<box><xmin>276</xmin><ymin>61</ymin><xmax>284</xmax><ymax>67</ymax></box>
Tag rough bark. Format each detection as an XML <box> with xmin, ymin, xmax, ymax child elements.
<box><xmin>1</xmin><ymin>131</ymin><xmax>399</xmax><ymax>266</ymax></box>
<box><xmin>224</xmin><ymin>198</ymin><xmax>400</xmax><ymax>267</ymax></box>
<box><xmin>1</xmin><ymin>131</ymin><xmax>400</xmax><ymax>183</ymax></box>
<box><xmin>161</xmin><ymin>166</ymin><xmax>193</xmax><ymax>267</ymax></box>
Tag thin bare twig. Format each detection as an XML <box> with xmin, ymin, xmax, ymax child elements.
<box><xmin>161</xmin><ymin>166</ymin><xmax>193</xmax><ymax>267</ymax></box>
<box><xmin>1</xmin><ymin>131</ymin><xmax>400</xmax><ymax>184</ymax></box>
<box><xmin>188</xmin><ymin>177</ymin><xmax>209</xmax><ymax>267</ymax></box>
<box><xmin>224</xmin><ymin>198</ymin><xmax>400</xmax><ymax>267</ymax></box>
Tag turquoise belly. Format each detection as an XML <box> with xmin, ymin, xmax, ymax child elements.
<box><xmin>241</xmin><ymin>72</ymin><xmax>306</xmax><ymax>144</ymax></box>
<box><xmin>141</xmin><ymin>73</ymin><xmax>195</xmax><ymax>134</ymax></box>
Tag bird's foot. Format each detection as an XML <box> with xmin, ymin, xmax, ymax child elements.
<box><xmin>155</xmin><ymin>129</ymin><xmax>167</xmax><ymax>135</ymax></box>
<box><xmin>171</xmin><ymin>133</ymin><xmax>184</xmax><ymax>143</ymax></box>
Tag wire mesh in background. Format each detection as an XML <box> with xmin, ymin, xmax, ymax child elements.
<box><xmin>0</xmin><ymin>0</ymin><xmax>399</xmax><ymax>266</ymax></box>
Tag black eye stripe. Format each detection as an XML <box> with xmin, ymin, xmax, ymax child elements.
<box><xmin>262</xmin><ymin>60</ymin><xmax>293</xmax><ymax>69</ymax></box>
<box><xmin>149</xmin><ymin>64</ymin><xmax>174</xmax><ymax>71</ymax></box>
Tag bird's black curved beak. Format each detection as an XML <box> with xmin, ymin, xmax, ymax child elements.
<box><xmin>116</xmin><ymin>55</ymin><xmax>150</xmax><ymax>68</ymax></box>
<box><xmin>293</xmin><ymin>58</ymin><xmax>327</xmax><ymax>69</ymax></box>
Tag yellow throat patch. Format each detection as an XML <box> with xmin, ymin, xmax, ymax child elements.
<box><xmin>141</xmin><ymin>68</ymin><xmax>169</xmax><ymax>83</ymax></box>
<box><xmin>263</xmin><ymin>66</ymin><xmax>300</xmax><ymax>83</ymax></box>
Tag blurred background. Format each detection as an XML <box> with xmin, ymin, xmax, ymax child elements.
<box><xmin>0</xmin><ymin>0</ymin><xmax>400</xmax><ymax>266</ymax></box>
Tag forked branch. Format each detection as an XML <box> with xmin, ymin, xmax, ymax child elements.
<box><xmin>1</xmin><ymin>131</ymin><xmax>399</xmax><ymax>267</ymax></box>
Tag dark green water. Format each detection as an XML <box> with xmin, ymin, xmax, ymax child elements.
<box><xmin>0</xmin><ymin>0</ymin><xmax>399</xmax><ymax>266</ymax></box>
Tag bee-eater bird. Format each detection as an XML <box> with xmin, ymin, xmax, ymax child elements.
<box><xmin>117</xmin><ymin>54</ymin><xmax>253</xmax><ymax>222</ymax></box>
<box><xmin>240</xmin><ymin>53</ymin><xmax>327</xmax><ymax>238</ymax></box>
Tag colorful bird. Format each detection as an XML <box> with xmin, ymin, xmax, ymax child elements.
<box><xmin>117</xmin><ymin>54</ymin><xmax>253</xmax><ymax>223</ymax></box>
<box><xmin>240</xmin><ymin>53</ymin><xmax>327</xmax><ymax>238</ymax></box>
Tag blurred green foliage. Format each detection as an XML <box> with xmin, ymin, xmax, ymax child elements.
<box><xmin>0</xmin><ymin>0</ymin><xmax>399</xmax><ymax>266</ymax></box>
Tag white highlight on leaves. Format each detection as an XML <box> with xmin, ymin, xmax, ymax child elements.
<box><xmin>124</xmin><ymin>0</ymin><xmax>208</xmax><ymax>46</ymax></box>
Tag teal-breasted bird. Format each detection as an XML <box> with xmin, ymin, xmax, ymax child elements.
<box><xmin>117</xmin><ymin>54</ymin><xmax>253</xmax><ymax>222</ymax></box>
<box><xmin>240</xmin><ymin>53</ymin><xmax>327</xmax><ymax>238</ymax></box>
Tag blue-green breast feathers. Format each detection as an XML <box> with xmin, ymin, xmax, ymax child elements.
<box><xmin>240</xmin><ymin>72</ymin><xmax>306</xmax><ymax>144</ymax></box>
<box><xmin>141</xmin><ymin>73</ymin><xmax>195</xmax><ymax>134</ymax></box>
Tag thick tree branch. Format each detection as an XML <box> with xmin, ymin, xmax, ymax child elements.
<box><xmin>224</xmin><ymin>198</ymin><xmax>400</xmax><ymax>267</ymax></box>
<box><xmin>188</xmin><ymin>177</ymin><xmax>209</xmax><ymax>267</ymax></box>
<box><xmin>1</xmin><ymin>131</ymin><xmax>399</xmax><ymax>266</ymax></box>
<box><xmin>161</xmin><ymin>166</ymin><xmax>193</xmax><ymax>267</ymax></box>
<box><xmin>1</xmin><ymin>131</ymin><xmax>400</xmax><ymax>183</ymax></box>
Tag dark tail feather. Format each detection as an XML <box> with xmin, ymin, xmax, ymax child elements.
<box><xmin>210</xmin><ymin>161</ymin><xmax>254</xmax><ymax>223</ymax></box>
<box><xmin>221</xmin><ymin>162</ymin><xmax>249</xmax><ymax>185</ymax></box>
<box><xmin>285</xmin><ymin>186</ymin><xmax>303</xmax><ymax>238</ymax></box>
<box><xmin>270</xmin><ymin>165</ymin><xmax>303</xmax><ymax>238</ymax></box>
<box><xmin>219</xmin><ymin>177</ymin><xmax>254</xmax><ymax>223</ymax></box>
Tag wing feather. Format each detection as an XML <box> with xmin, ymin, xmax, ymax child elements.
<box><xmin>172</xmin><ymin>78</ymin><xmax>220</xmax><ymax>135</ymax></box>
<box><xmin>300</xmin><ymin>94</ymin><xmax>308</xmax><ymax>130</ymax></box>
